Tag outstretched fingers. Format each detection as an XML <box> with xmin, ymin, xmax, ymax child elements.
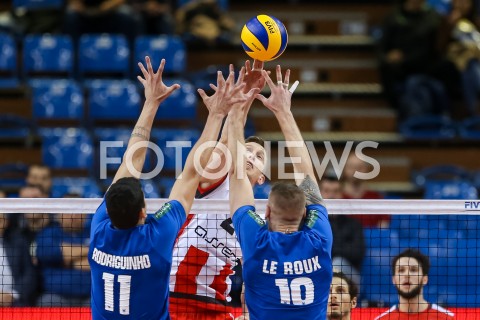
<box><xmin>216</xmin><ymin>71</ymin><xmax>226</xmax><ymax>91</ymax></box>
<box><xmin>245</xmin><ymin>60</ymin><xmax>251</xmax><ymax>74</ymax></box>
<box><xmin>138</xmin><ymin>61</ymin><xmax>148</xmax><ymax>80</ymax></box>
<box><xmin>156</xmin><ymin>58</ymin><xmax>165</xmax><ymax>80</ymax></box>
<box><xmin>197</xmin><ymin>88</ymin><xmax>209</xmax><ymax>101</ymax></box>
<box><xmin>146</xmin><ymin>56</ymin><xmax>154</xmax><ymax>76</ymax></box>
<box><xmin>262</xmin><ymin>70</ymin><xmax>275</xmax><ymax>89</ymax></box>
<box><xmin>284</xmin><ymin>69</ymin><xmax>290</xmax><ymax>87</ymax></box>
<box><xmin>136</xmin><ymin>75</ymin><xmax>146</xmax><ymax>86</ymax></box>
<box><xmin>229</xmin><ymin>82</ymin><xmax>246</xmax><ymax>97</ymax></box>
<box><xmin>275</xmin><ymin>65</ymin><xmax>283</xmax><ymax>84</ymax></box>
<box><xmin>236</xmin><ymin>66</ymin><xmax>246</xmax><ymax>86</ymax></box>
<box><xmin>255</xmin><ymin>93</ymin><xmax>268</xmax><ymax>105</ymax></box>
<box><xmin>253</xmin><ymin>59</ymin><xmax>264</xmax><ymax>71</ymax></box>
<box><xmin>226</xmin><ymin>70</ymin><xmax>236</xmax><ymax>90</ymax></box>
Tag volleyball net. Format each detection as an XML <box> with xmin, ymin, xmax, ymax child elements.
<box><xmin>0</xmin><ymin>198</ymin><xmax>479</xmax><ymax>319</ymax></box>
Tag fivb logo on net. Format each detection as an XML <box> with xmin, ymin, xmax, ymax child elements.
<box><xmin>99</xmin><ymin>140</ymin><xmax>381</xmax><ymax>181</ymax></box>
<box><xmin>465</xmin><ymin>201</ymin><xmax>480</xmax><ymax>211</ymax></box>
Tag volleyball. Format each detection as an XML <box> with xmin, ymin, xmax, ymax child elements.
<box><xmin>241</xmin><ymin>15</ymin><xmax>288</xmax><ymax>62</ymax></box>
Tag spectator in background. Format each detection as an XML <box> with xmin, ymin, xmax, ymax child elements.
<box><xmin>129</xmin><ymin>0</ymin><xmax>174</xmax><ymax>35</ymax></box>
<box><xmin>327</xmin><ymin>271</ymin><xmax>358</xmax><ymax>320</ymax></box>
<box><xmin>0</xmin><ymin>213</ymin><xmax>16</xmax><ymax>306</ymax></box>
<box><xmin>35</xmin><ymin>193</ymin><xmax>91</xmax><ymax>307</ymax></box>
<box><xmin>0</xmin><ymin>190</ymin><xmax>5</xmax><ymax>198</ymax></box>
<box><xmin>26</xmin><ymin>165</ymin><xmax>52</xmax><ymax>196</ymax></box>
<box><xmin>64</xmin><ymin>0</ymin><xmax>141</xmax><ymax>42</ymax></box>
<box><xmin>374</xmin><ymin>249</ymin><xmax>454</xmax><ymax>319</ymax></box>
<box><xmin>377</xmin><ymin>0</ymin><xmax>455</xmax><ymax>120</ymax></box>
<box><xmin>3</xmin><ymin>185</ymin><xmax>50</xmax><ymax>306</ymax></box>
<box><xmin>175</xmin><ymin>0</ymin><xmax>234</xmax><ymax>46</ymax></box>
<box><xmin>444</xmin><ymin>0</ymin><xmax>480</xmax><ymax>116</ymax></box>
<box><xmin>11</xmin><ymin>0</ymin><xmax>63</xmax><ymax>34</ymax></box>
<box><xmin>341</xmin><ymin>153</ymin><xmax>389</xmax><ymax>228</ymax></box>
<box><xmin>20</xmin><ymin>185</ymin><xmax>52</xmax><ymax>234</ymax></box>
<box><xmin>322</xmin><ymin>173</ymin><xmax>365</xmax><ymax>291</ymax></box>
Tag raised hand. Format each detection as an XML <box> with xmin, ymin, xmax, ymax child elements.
<box><xmin>256</xmin><ymin>65</ymin><xmax>293</xmax><ymax>115</ymax></box>
<box><xmin>197</xmin><ymin>66</ymin><xmax>249</xmax><ymax>117</ymax></box>
<box><xmin>137</xmin><ymin>56</ymin><xmax>180</xmax><ymax>104</ymax></box>
<box><xmin>243</xmin><ymin>60</ymin><xmax>267</xmax><ymax>93</ymax></box>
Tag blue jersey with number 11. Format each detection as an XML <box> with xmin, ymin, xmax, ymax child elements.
<box><xmin>232</xmin><ymin>204</ymin><xmax>333</xmax><ymax>320</ymax></box>
<box><xmin>89</xmin><ymin>199</ymin><xmax>186</xmax><ymax>320</ymax></box>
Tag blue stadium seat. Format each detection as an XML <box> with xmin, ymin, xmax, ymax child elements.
<box><xmin>134</xmin><ymin>36</ymin><xmax>186</xmax><ymax>75</ymax></box>
<box><xmin>141</xmin><ymin>180</ymin><xmax>160</xmax><ymax>198</ymax></box>
<box><xmin>13</xmin><ymin>0</ymin><xmax>63</xmax><ymax>9</ymax></box>
<box><xmin>254</xmin><ymin>182</ymin><xmax>271</xmax><ymax>199</ymax></box>
<box><xmin>458</xmin><ymin>116</ymin><xmax>480</xmax><ymax>140</ymax></box>
<box><xmin>424</xmin><ymin>180</ymin><xmax>478</xmax><ymax>199</ymax></box>
<box><xmin>32</xmin><ymin>79</ymin><xmax>83</xmax><ymax>120</ymax></box>
<box><xmin>158</xmin><ymin>177</ymin><xmax>176</xmax><ymax>197</ymax></box>
<box><xmin>40</xmin><ymin>128</ymin><xmax>93</xmax><ymax>169</ymax></box>
<box><xmin>399</xmin><ymin>116</ymin><xmax>456</xmax><ymax>140</ymax></box>
<box><xmin>87</xmin><ymin>80</ymin><xmax>141</xmax><ymax>120</ymax></box>
<box><xmin>23</xmin><ymin>34</ymin><xmax>74</xmax><ymax>78</ymax></box>
<box><xmin>427</xmin><ymin>0</ymin><xmax>451</xmax><ymax>15</ymax></box>
<box><xmin>390</xmin><ymin>215</ymin><xmax>447</xmax><ymax>240</ymax></box>
<box><xmin>360</xmin><ymin>247</ymin><xmax>401</xmax><ymax>306</ymax></box>
<box><xmin>187</xmin><ymin>64</ymin><xmax>230</xmax><ymax>91</ymax></box>
<box><xmin>0</xmin><ymin>163</ymin><xmax>29</xmax><ymax>190</ymax></box>
<box><xmin>363</xmin><ymin>227</ymin><xmax>400</xmax><ymax>249</ymax></box>
<box><xmin>51</xmin><ymin>177</ymin><xmax>101</xmax><ymax>198</ymax></box>
<box><xmin>0</xmin><ymin>33</ymin><xmax>20</xmax><ymax>88</ymax></box>
<box><xmin>151</xmin><ymin>128</ymin><xmax>199</xmax><ymax>170</ymax></box>
<box><xmin>156</xmin><ymin>80</ymin><xmax>197</xmax><ymax>120</ymax></box>
<box><xmin>177</xmin><ymin>0</ymin><xmax>229</xmax><ymax>11</ymax></box>
<box><xmin>0</xmin><ymin>115</ymin><xmax>32</xmax><ymax>139</ymax></box>
<box><xmin>413</xmin><ymin>164</ymin><xmax>471</xmax><ymax>187</ymax></box>
<box><xmin>78</xmin><ymin>34</ymin><xmax>130</xmax><ymax>79</ymax></box>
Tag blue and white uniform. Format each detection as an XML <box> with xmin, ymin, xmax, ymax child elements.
<box><xmin>89</xmin><ymin>199</ymin><xmax>186</xmax><ymax>320</ymax></box>
<box><xmin>232</xmin><ymin>204</ymin><xmax>333</xmax><ymax>320</ymax></box>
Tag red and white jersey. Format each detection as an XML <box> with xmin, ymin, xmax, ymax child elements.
<box><xmin>169</xmin><ymin>176</ymin><xmax>242</xmax><ymax>314</ymax></box>
<box><xmin>374</xmin><ymin>304</ymin><xmax>455</xmax><ymax>320</ymax></box>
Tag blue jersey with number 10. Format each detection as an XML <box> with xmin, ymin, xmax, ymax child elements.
<box><xmin>89</xmin><ymin>199</ymin><xmax>186</xmax><ymax>320</ymax></box>
<box><xmin>232</xmin><ymin>204</ymin><xmax>333</xmax><ymax>320</ymax></box>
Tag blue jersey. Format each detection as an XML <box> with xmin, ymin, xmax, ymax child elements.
<box><xmin>232</xmin><ymin>204</ymin><xmax>333</xmax><ymax>320</ymax></box>
<box><xmin>89</xmin><ymin>199</ymin><xmax>186</xmax><ymax>320</ymax></box>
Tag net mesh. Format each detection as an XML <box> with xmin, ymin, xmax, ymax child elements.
<box><xmin>0</xmin><ymin>198</ymin><xmax>479</xmax><ymax>319</ymax></box>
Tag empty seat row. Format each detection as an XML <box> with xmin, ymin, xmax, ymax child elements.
<box><xmin>400</xmin><ymin>115</ymin><xmax>480</xmax><ymax>140</ymax></box>
<box><xmin>39</xmin><ymin>127</ymin><xmax>199</xmax><ymax>170</ymax></box>
<box><xmin>30</xmin><ymin>78</ymin><xmax>197</xmax><ymax>122</ymax></box>
<box><xmin>0</xmin><ymin>33</ymin><xmax>186</xmax><ymax>87</ymax></box>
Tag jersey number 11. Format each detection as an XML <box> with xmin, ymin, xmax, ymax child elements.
<box><xmin>103</xmin><ymin>272</ymin><xmax>132</xmax><ymax>315</ymax></box>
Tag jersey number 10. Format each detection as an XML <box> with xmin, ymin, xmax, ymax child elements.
<box><xmin>103</xmin><ymin>272</ymin><xmax>132</xmax><ymax>315</ymax></box>
<box><xmin>275</xmin><ymin>277</ymin><xmax>314</xmax><ymax>305</ymax></box>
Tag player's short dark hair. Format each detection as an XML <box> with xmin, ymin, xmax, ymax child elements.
<box><xmin>105</xmin><ymin>177</ymin><xmax>145</xmax><ymax>229</ymax></box>
<box><xmin>332</xmin><ymin>271</ymin><xmax>358</xmax><ymax>299</ymax></box>
<box><xmin>391</xmin><ymin>248</ymin><xmax>430</xmax><ymax>275</ymax></box>
<box><xmin>270</xmin><ymin>182</ymin><xmax>306</xmax><ymax>213</ymax></box>
<box><xmin>245</xmin><ymin>136</ymin><xmax>264</xmax><ymax>148</ymax></box>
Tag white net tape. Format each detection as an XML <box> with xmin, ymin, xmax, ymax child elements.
<box><xmin>0</xmin><ymin>198</ymin><xmax>478</xmax><ymax>215</ymax></box>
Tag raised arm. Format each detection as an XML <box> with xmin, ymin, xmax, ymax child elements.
<box><xmin>112</xmin><ymin>57</ymin><xmax>180</xmax><ymax>184</ymax></box>
<box><xmin>198</xmin><ymin>60</ymin><xmax>267</xmax><ymax>185</ymax></box>
<box><xmin>169</xmin><ymin>70</ymin><xmax>249</xmax><ymax>214</ymax></box>
<box><xmin>228</xmin><ymin>80</ymin><xmax>261</xmax><ymax>215</ymax></box>
<box><xmin>256</xmin><ymin>65</ymin><xmax>324</xmax><ymax>206</ymax></box>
